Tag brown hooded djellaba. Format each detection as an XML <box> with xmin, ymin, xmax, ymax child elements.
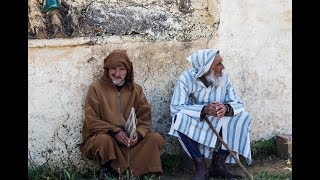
<box><xmin>80</xmin><ymin>49</ymin><xmax>164</xmax><ymax>176</ymax></box>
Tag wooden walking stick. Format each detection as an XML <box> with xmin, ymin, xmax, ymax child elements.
<box><xmin>190</xmin><ymin>93</ymin><xmax>253</xmax><ymax>180</ymax></box>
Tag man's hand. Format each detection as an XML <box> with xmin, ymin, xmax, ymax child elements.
<box><xmin>128</xmin><ymin>132</ymin><xmax>139</xmax><ymax>147</ymax></box>
<box><xmin>203</xmin><ymin>102</ymin><xmax>228</xmax><ymax>119</ymax></box>
<box><xmin>115</xmin><ymin>130</ymin><xmax>130</xmax><ymax>146</ymax></box>
<box><xmin>215</xmin><ymin>103</ymin><xmax>228</xmax><ymax>119</ymax></box>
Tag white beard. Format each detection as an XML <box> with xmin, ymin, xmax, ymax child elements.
<box><xmin>113</xmin><ymin>80</ymin><xmax>125</xmax><ymax>86</ymax></box>
<box><xmin>205</xmin><ymin>71</ymin><xmax>226</xmax><ymax>87</ymax></box>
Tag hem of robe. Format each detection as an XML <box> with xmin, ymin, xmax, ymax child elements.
<box><xmin>168</xmin><ymin>115</ymin><xmax>252</xmax><ymax>165</ymax></box>
<box><xmin>131</xmin><ymin>165</ymin><xmax>163</xmax><ymax>177</ymax></box>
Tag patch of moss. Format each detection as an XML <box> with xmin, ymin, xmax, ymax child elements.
<box><xmin>160</xmin><ymin>153</ymin><xmax>187</xmax><ymax>172</ymax></box>
<box><xmin>251</xmin><ymin>137</ymin><xmax>277</xmax><ymax>159</ymax></box>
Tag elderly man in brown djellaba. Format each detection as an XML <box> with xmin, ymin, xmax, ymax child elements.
<box><xmin>80</xmin><ymin>49</ymin><xmax>165</xmax><ymax>179</ymax></box>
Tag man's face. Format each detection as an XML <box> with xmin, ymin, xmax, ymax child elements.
<box><xmin>108</xmin><ymin>66</ymin><xmax>127</xmax><ymax>85</ymax></box>
<box><xmin>204</xmin><ymin>53</ymin><xmax>226</xmax><ymax>87</ymax></box>
<box><xmin>208</xmin><ymin>53</ymin><xmax>225</xmax><ymax>77</ymax></box>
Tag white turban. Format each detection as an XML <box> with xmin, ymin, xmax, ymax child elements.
<box><xmin>186</xmin><ymin>49</ymin><xmax>219</xmax><ymax>78</ymax></box>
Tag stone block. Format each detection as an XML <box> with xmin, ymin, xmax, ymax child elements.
<box><xmin>276</xmin><ymin>134</ymin><xmax>292</xmax><ymax>159</ymax></box>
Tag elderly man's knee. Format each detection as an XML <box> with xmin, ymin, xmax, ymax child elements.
<box><xmin>146</xmin><ymin>132</ymin><xmax>165</xmax><ymax>148</ymax></box>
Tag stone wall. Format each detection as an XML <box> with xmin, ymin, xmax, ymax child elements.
<box><xmin>28</xmin><ymin>0</ymin><xmax>219</xmax><ymax>41</ymax></box>
<box><xmin>28</xmin><ymin>0</ymin><xmax>292</xmax><ymax>170</ymax></box>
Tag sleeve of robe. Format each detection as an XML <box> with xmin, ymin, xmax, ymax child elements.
<box><xmin>170</xmin><ymin>74</ymin><xmax>204</xmax><ymax>121</ymax></box>
<box><xmin>82</xmin><ymin>85</ymin><xmax>123</xmax><ymax>140</ymax></box>
<box><xmin>135</xmin><ymin>85</ymin><xmax>152</xmax><ymax>138</ymax></box>
<box><xmin>224</xmin><ymin>76</ymin><xmax>245</xmax><ymax>115</ymax></box>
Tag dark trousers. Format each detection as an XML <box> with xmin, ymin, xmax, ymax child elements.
<box><xmin>175</xmin><ymin>116</ymin><xmax>229</xmax><ymax>160</ymax></box>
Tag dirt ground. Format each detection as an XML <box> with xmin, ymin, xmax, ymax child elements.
<box><xmin>161</xmin><ymin>157</ymin><xmax>292</xmax><ymax>180</ymax></box>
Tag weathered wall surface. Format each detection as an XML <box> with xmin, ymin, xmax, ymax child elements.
<box><xmin>216</xmin><ymin>0</ymin><xmax>292</xmax><ymax>141</ymax></box>
<box><xmin>29</xmin><ymin>0</ymin><xmax>219</xmax><ymax>40</ymax></box>
<box><xmin>28</xmin><ymin>0</ymin><xmax>292</xmax><ymax>170</ymax></box>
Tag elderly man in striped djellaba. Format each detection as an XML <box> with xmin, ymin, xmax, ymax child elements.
<box><xmin>169</xmin><ymin>49</ymin><xmax>253</xmax><ymax>180</ymax></box>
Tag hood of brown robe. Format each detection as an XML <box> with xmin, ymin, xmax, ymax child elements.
<box><xmin>102</xmin><ymin>49</ymin><xmax>134</xmax><ymax>89</ymax></box>
<box><xmin>81</xmin><ymin>49</ymin><xmax>151</xmax><ymax>142</ymax></box>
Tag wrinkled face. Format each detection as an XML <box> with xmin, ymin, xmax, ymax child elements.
<box><xmin>204</xmin><ymin>53</ymin><xmax>226</xmax><ymax>87</ymax></box>
<box><xmin>108</xmin><ymin>66</ymin><xmax>127</xmax><ymax>85</ymax></box>
<box><xmin>208</xmin><ymin>53</ymin><xmax>225</xmax><ymax>77</ymax></box>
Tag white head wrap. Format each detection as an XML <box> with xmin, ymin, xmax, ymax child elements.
<box><xmin>186</xmin><ymin>49</ymin><xmax>219</xmax><ymax>78</ymax></box>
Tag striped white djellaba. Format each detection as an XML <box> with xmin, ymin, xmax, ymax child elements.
<box><xmin>168</xmin><ymin>49</ymin><xmax>253</xmax><ymax>164</ymax></box>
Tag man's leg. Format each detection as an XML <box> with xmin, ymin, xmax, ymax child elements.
<box><xmin>209</xmin><ymin>130</ymin><xmax>242</xmax><ymax>178</ymax></box>
<box><xmin>98</xmin><ymin>161</ymin><xmax>112</xmax><ymax>180</ymax></box>
<box><xmin>83</xmin><ymin>133</ymin><xmax>124</xmax><ymax>180</ymax></box>
<box><xmin>178</xmin><ymin>131</ymin><xmax>207</xmax><ymax>180</ymax></box>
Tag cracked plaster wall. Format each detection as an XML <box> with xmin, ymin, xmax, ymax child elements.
<box><xmin>28</xmin><ymin>0</ymin><xmax>292</xmax><ymax>170</ymax></box>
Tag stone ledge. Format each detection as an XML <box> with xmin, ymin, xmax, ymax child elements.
<box><xmin>28</xmin><ymin>37</ymin><xmax>94</xmax><ymax>48</ymax></box>
<box><xmin>27</xmin><ymin>35</ymin><xmax>155</xmax><ymax>48</ymax></box>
